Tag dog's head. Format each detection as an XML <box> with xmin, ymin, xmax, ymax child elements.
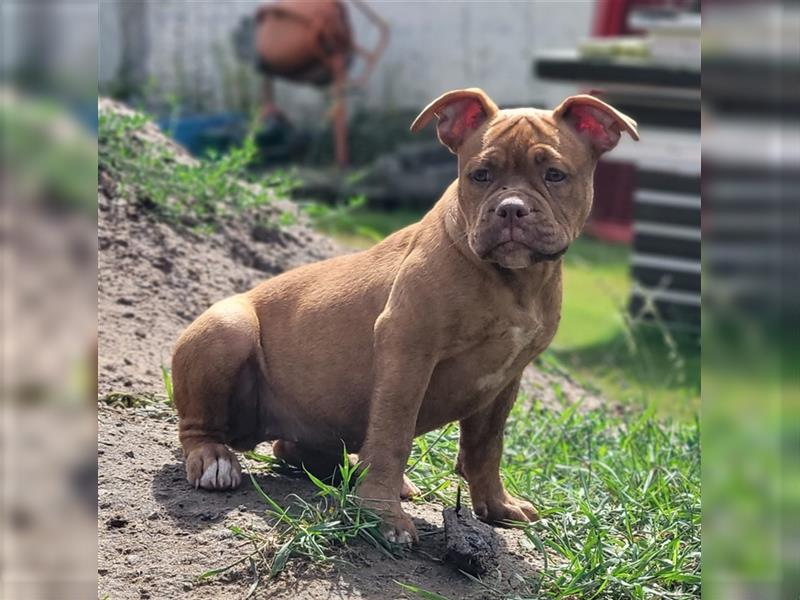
<box><xmin>411</xmin><ymin>88</ymin><xmax>639</xmax><ymax>269</ymax></box>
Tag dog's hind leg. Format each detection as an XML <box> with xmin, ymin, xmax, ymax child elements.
<box><xmin>272</xmin><ymin>440</ymin><xmax>344</xmax><ymax>480</ymax></box>
<box><xmin>172</xmin><ymin>297</ymin><xmax>264</xmax><ymax>491</ymax></box>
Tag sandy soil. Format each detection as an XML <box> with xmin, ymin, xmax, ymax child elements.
<box><xmin>97</xmin><ymin>101</ymin><xmax>601</xmax><ymax>599</ymax></box>
<box><xmin>97</xmin><ymin>404</ymin><xmax>545</xmax><ymax>600</ymax></box>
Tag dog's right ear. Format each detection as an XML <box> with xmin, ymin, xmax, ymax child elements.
<box><xmin>410</xmin><ymin>88</ymin><xmax>498</xmax><ymax>153</ymax></box>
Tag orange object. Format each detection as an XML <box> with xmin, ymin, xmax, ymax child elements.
<box><xmin>254</xmin><ymin>0</ymin><xmax>389</xmax><ymax>167</ymax></box>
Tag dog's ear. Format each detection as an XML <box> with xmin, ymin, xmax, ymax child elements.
<box><xmin>553</xmin><ymin>94</ymin><xmax>639</xmax><ymax>154</ymax></box>
<box><xmin>410</xmin><ymin>88</ymin><xmax>499</xmax><ymax>153</ymax></box>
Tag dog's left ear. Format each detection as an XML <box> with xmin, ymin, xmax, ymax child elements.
<box><xmin>554</xmin><ymin>95</ymin><xmax>639</xmax><ymax>154</ymax></box>
<box><xmin>410</xmin><ymin>88</ymin><xmax>499</xmax><ymax>153</ymax></box>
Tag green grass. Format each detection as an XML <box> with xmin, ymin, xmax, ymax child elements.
<box><xmin>160</xmin><ymin>365</ymin><xmax>174</xmax><ymax>405</ymax></box>
<box><xmin>310</xmin><ymin>205</ymin><xmax>424</xmax><ymax>249</ymax></box>
<box><xmin>555</xmin><ymin>237</ymin><xmax>631</xmax><ymax>350</ymax></box>
<box><xmin>553</xmin><ymin>238</ymin><xmax>699</xmax><ymax>417</ymax></box>
<box><xmin>206</xmin><ymin>396</ymin><xmax>699</xmax><ymax>599</ymax></box>
<box><xmin>497</xmin><ymin>400</ymin><xmax>700</xmax><ymax>599</ymax></box>
<box><xmin>399</xmin><ymin>397</ymin><xmax>700</xmax><ymax>599</ymax></box>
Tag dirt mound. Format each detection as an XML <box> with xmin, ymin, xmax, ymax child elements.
<box><xmin>97</xmin><ymin>99</ymin><xmax>340</xmax><ymax>395</ymax></box>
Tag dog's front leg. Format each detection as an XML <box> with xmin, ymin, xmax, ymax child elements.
<box><xmin>357</xmin><ymin>315</ymin><xmax>436</xmax><ymax>545</ymax></box>
<box><xmin>456</xmin><ymin>378</ymin><xmax>539</xmax><ymax>524</ymax></box>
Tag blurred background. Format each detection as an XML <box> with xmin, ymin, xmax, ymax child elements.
<box><xmin>0</xmin><ymin>0</ymin><xmax>797</xmax><ymax>598</ymax></box>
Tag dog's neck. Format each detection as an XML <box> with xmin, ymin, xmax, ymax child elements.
<box><xmin>438</xmin><ymin>181</ymin><xmax>562</xmax><ymax>300</ymax></box>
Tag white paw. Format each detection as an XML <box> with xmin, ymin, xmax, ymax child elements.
<box><xmin>385</xmin><ymin>528</ymin><xmax>414</xmax><ymax>545</ymax></box>
<box><xmin>197</xmin><ymin>456</ymin><xmax>241</xmax><ymax>490</ymax></box>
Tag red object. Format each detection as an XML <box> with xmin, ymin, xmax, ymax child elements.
<box><xmin>588</xmin><ymin>0</ymin><xmax>637</xmax><ymax>242</ymax></box>
<box><xmin>592</xmin><ymin>0</ymin><xmax>635</xmax><ymax>36</ymax></box>
<box><xmin>588</xmin><ymin>0</ymin><xmax>684</xmax><ymax>242</ymax></box>
<box><xmin>585</xmin><ymin>162</ymin><xmax>636</xmax><ymax>243</ymax></box>
<box><xmin>256</xmin><ymin>1</ymin><xmax>352</xmax><ymax>84</ymax></box>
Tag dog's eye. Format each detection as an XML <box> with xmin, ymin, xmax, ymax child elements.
<box><xmin>545</xmin><ymin>168</ymin><xmax>567</xmax><ymax>183</ymax></box>
<box><xmin>471</xmin><ymin>169</ymin><xmax>491</xmax><ymax>183</ymax></box>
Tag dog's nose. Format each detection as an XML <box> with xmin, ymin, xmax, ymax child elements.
<box><xmin>495</xmin><ymin>197</ymin><xmax>531</xmax><ymax>220</ymax></box>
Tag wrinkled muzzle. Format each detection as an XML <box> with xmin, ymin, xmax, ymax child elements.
<box><xmin>468</xmin><ymin>193</ymin><xmax>570</xmax><ymax>268</ymax></box>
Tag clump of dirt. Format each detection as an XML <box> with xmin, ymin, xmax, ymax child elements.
<box><xmin>97</xmin><ymin>99</ymin><xmax>600</xmax><ymax>599</ymax></box>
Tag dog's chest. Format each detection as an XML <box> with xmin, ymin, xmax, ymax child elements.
<box><xmin>468</xmin><ymin>311</ymin><xmax>555</xmax><ymax>387</ymax></box>
<box><xmin>417</xmin><ymin>264</ymin><xmax>563</xmax><ymax>431</ymax></box>
<box><xmin>474</xmin><ymin>325</ymin><xmax>532</xmax><ymax>392</ymax></box>
<box><xmin>432</xmin><ymin>309</ymin><xmax>555</xmax><ymax>396</ymax></box>
<box><xmin>418</xmin><ymin>320</ymin><xmax>549</xmax><ymax>433</ymax></box>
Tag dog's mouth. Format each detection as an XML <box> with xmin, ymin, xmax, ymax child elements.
<box><xmin>492</xmin><ymin>241</ymin><xmax>568</xmax><ymax>263</ymax></box>
<box><xmin>531</xmin><ymin>246</ymin><xmax>568</xmax><ymax>262</ymax></box>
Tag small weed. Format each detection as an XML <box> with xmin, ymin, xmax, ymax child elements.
<box><xmin>99</xmin><ymin>391</ymin><xmax>164</xmax><ymax>409</ymax></box>
<box><xmin>202</xmin><ymin>449</ymin><xmax>398</xmax><ymax>588</ymax></box>
<box><xmin>395</xmin><ymin>581</ymin><xmax>453</xmax><ymax>599</ymax></box>
<box><xmin>160</xmin><ymin>365</ymin><xmax>174</xmax><ymax>405</ymax></box>
<box><xmin>99</xmin><ymin>388</ymin><xmax>174</xmax><ymax>420</ymax></box>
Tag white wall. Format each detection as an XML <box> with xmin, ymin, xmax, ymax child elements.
<box><xmin>4</xmin><ymin>2</ymin><xmax>97</xmax><ymax>86</ymax></box>
<box><xmin>345</xmin><ymin>1</ymin><xmax>592</xmax><ymax>110</ymax></box>
<box><xmin>99</xmin><ymin>1</ymin><xmax>593</xmax><ymax>118</ymax></box>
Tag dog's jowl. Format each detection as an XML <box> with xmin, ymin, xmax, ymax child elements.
<box><xmin>172</xmin><ymin>88</ymin><xmax>638</xmax><ymax>544</ymax></box>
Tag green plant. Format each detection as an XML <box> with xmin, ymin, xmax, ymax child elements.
<box><xmin>98</xmin><ymin>108</ymin><xmax>299</xmax><ymax>228</ymax></box>
<box><xmin>400</xmin><ymin>399</ymin><xmax>700</xmax><ymax>599</ymax></box>
<box><xmin>404</xmin><ymin>422</ymin><xmax>460</xmax><ymax>504</ymax></box>
<box><xmin>395</xmin><ymin>581</ymin><xmax>453</xmax><ymax>600</ymax></box>
<box><xmin>302</xmin><ymin>194</ymin><xmax>383</xmax><ymax>243</ymax></box>
<box><xmin>201</xmin><ymin>449</ymin><xmax>398</xmax><ymax>588</ymax></box>
<box><xmin>160</xmin><ymin>365</ymin><xmax>174</xmax><ymax>405</ymax></box>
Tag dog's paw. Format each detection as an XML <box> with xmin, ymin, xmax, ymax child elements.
<box><xmin>358</xmin><ymin>482</ymin><xmax>418</xmax><ymax>545</ymax></box>
<box><xmin>473</xmin><ymin>492</ymin><xmax>539</xmax><ymax>524</ymax></box>
<box><xmin>185</xmin><ymin>443</ymin><xmax>242</xmax><ymax>491</ymax></box>
<box><xmin>382</xmin><ymin>510</ymin><xmax>418</xmax><ymax>545</ymax></box>
<box><xmin>400</xmin><ymin>474</ymin><xmax>420</xmax><ymax>500</ymax></box>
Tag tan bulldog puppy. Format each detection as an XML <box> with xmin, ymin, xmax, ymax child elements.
<box><xmin>172</xmin><ymin>88</ymin><xmax>638</xmax><ymax>543</ymax></box>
